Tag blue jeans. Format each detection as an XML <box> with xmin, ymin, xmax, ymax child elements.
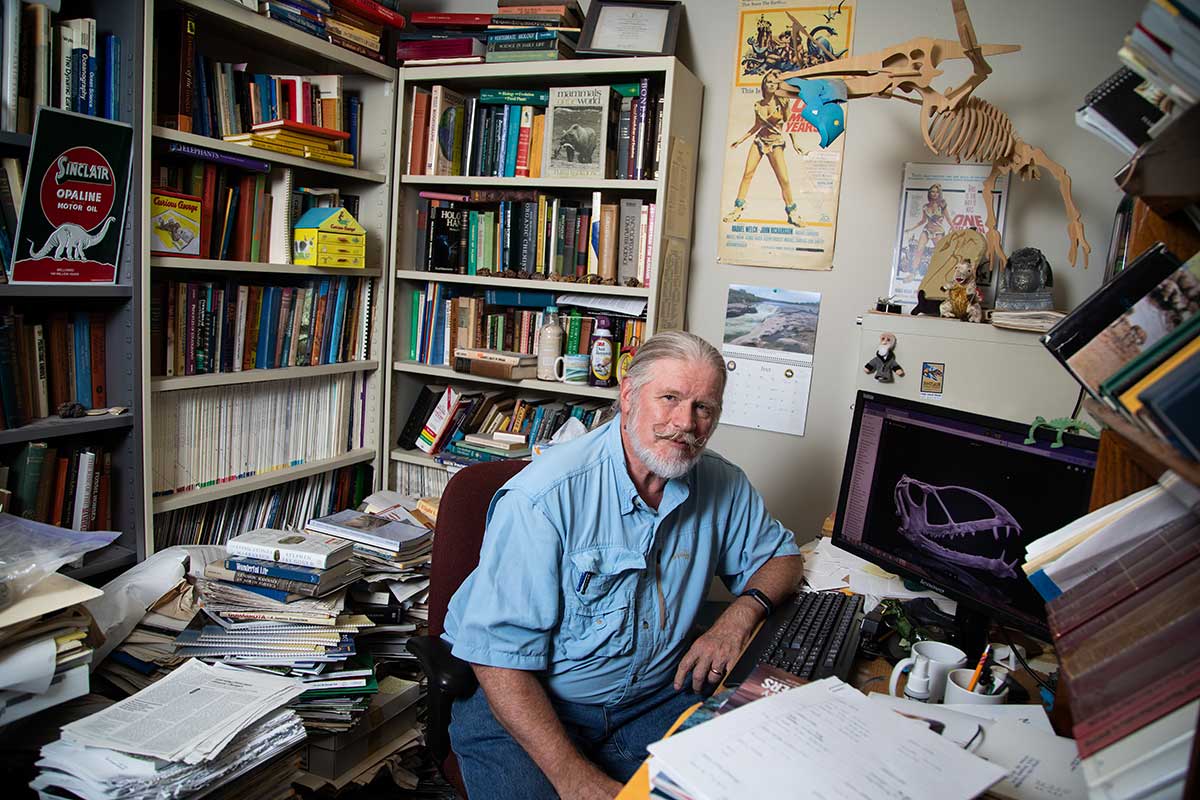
<box><xmin>450</xmin><ymin>680</ymin><xmax>700</xmax><ymax>800</ymax></box>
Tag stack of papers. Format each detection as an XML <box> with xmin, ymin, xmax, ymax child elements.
<box><xmin>648</xmin><ymin>677</ymin><xmax>1008</xmax><ymax>800</ymax></box>
<box><xmin>33</xmin><ymin>706</ymin><xmax>306</xmax><ymax>799</ymax></box>
<box><xmin>96</xmin><ymin>578</ymin><xmax>196</xmax><ymax>695</ymax></box>
<box><xmin>58</xmin><ymin>659</ymin><xmax>305</xmax><ymax>762</ymax></box>
<box><xmin>307</xmin><ymin>509</ymin><xmax>433</xmax><ymax>567</ymax></box>
<box><xmin>1022</xmin><ymin>471</ymin><xmax>1197</xmax><ymax>599</ymax></box>
<box><xmin>0</xmin><ymin>573</ymin><xmax>102</xmax><ymax>725</ymax></box>
<box><xmin>801</xmin><ymin>538</ymin><xmax>957</xmax><ymax>614</ymax></box>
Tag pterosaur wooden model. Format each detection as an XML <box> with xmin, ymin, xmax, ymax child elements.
<box><xmin>780</xmin><ymin>0</ymin><xmax>1090</xmax><ymax>270</ymax></box>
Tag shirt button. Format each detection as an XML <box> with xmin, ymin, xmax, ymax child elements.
<box><xmin>631</xmin><ymin>674</ymin><xmax>638</xmax><ymax>683</ymax></box>
<box><xmin>596</xmin><ymin>617</ymin><xmax>605</xmax><ymax>627</ymax></box>
<box><xmin>642</xmin><ymin>621</ymin><xmax>649</xmax><ymax>630</ymax></box>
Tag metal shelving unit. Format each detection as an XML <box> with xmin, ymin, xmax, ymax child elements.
<box><xmin>141</xmin><ymin>0</ymin><xmax>397</xmax><ymax>553</ymax></box>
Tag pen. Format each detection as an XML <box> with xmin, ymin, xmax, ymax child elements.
<box><xmin>577</xmin><ymin>572</ymin><xmax>592</xmax><ymax>593</ymax></box>
<box><xmin>966</xmin><ymin>644</ymin><xmax>992</xmax><ymax>693</ymax></box>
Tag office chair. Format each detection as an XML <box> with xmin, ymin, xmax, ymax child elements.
<box><xmin>406</xmin><ymin>460</ymin><xmax>527</xmax><ymax>800</ymax></box>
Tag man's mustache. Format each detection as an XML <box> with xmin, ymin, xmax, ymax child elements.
<box><xmin>654</xmin><ymin>426</ymin><xmax>706</xmax><ymax>449</ymax></box>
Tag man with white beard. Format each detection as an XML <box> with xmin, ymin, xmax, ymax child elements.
<box><xmin>442</xmin><ymin>330</ymin><xmax>804</xmax><ymax>800</ymax></box>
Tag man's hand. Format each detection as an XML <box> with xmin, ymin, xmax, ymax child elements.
<box><xmin>673</xmin><ymin>600</ymin><xmax>761</xmax><ymax>692</ymax></box>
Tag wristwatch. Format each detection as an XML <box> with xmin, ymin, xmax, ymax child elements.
<box><xmin>740</xmin><ymin>588</ymin><xmax>774</xmax><ymax>618</ymax></box>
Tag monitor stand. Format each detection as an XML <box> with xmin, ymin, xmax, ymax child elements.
<box><xmin>954</xmin><ymin>605</ymin><xmax>991</xmax><ymax>663</ymax></box>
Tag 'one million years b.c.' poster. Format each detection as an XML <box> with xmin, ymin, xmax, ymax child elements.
<box><xmin>718</xmin><ymin>1</ymin><xmax>855</xmax><ymax>271</ymax></box>
<box><xmin>10</xmin><ymin>108</ymin><xmax>133</xmax><ymax>284</ymax></box>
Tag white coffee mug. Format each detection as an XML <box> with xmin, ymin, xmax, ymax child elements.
<box><xmin>987</xmin><ymin>642</ymin><xmax>1026</xmax><ymax>671</ymax></box>
<box><xmin>554</xmin><ymin>354</ymin><xmax>590</xmax><ymax>384</ymax></box>
<box><xmin>943</xmin><ymin>666</ymin><xmax>1009</xmax><ymax>705</ymax></box>
<box><xmin>888</xmin><ymin>640</ymin><xmax>968</xmax><ymax>703</ymax></box>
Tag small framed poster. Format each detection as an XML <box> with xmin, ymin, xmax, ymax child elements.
<box><xmin>577</xmin><ymin>0</ymin><xmax>681</xmax><ymax>58</ymax></box>
<box><xmin>9</xmin><ymin>108</ymin><xmax>133</xmax><ymax>284</ymax></box>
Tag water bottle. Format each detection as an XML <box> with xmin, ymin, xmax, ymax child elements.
<box><xmin>537</xmin><ymin>306</ymin><xmax>564</xmax><ymax>381</ymax></box>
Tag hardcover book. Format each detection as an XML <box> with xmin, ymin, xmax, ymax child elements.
<box><xmin>225</xmin><ymin>528</ymin><xmax>354</xmax><ymax>569</ymax></box>
<box><xmin>543</xmin><ymin>85</ymin><xmax>609</xmax><ymax>180</ymax></box>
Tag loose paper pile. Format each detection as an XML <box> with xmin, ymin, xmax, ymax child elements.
<box><xmin>0</xmin><ymin>573</ymin><xmax>102</xmax><ymax>725</ymax></box>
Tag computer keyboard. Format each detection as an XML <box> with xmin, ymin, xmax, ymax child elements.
<box><xmin>725</xmin><ymin>591</ymin><xmax>866</xmax><ymax>686</ymax></box>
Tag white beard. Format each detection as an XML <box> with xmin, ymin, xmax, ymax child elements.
<box><xmin>624</xmin><ymin>405</ymin><xmax>704</xmax><ymax>480</ymax></box>
<box><xmin>877</xmin><ymin>346</ymin><xmax>891</xmax><ymax>358</ymax></box>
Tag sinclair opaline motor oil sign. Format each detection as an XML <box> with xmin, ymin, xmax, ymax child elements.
<box><xmin>10</xmin><ymin>108</ymin><xmax>133</xmax><ymax>284</ymax></box>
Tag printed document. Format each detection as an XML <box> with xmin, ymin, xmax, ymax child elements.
<box><xmin>60</xmin><ymin>659</ymin><xmax>304</xmax><ymax>763</ymax></box>
<box><xmin>648</xmin><ymin>677</ymin><xmax>1007</xmax><ymax>800</ymax></box>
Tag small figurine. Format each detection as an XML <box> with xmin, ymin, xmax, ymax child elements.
<box><xmin>940</xmin><ymin>259</ymin><xmax>984</xmax><ymax>323</ymax></box>
<box><xmin>995</xmin><ymin>247</ymin><xmax>1054</xmax><ymax>311</ymax></box>
<box><xmin>864</xmin><ymin>332</ymin><xmax>905</xmax><ymax>382</ymax></box>
<box><xmin>1025</xmin><ymin>415</ymin><xmax>1100</xmax><ymax>448</ymax></box>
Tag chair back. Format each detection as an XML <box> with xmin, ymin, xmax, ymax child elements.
<box><xmin>427</xmin><ymin>459</ymin><xmax>527</xmax><ymax>638</ymax></box>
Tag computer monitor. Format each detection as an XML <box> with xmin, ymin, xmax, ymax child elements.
<box><xmin>831</xmin><ymin>391</ymin><xmax>1099</xmax><ymax>647</ymax></box>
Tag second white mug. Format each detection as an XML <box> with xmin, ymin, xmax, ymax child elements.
<box><xmin>888</xmin><ymin>640</ymin><xmax>968</xmax><ymax>703</ymax></box>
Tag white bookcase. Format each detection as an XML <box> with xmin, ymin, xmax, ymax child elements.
<box><xmin>383</xmin><ymin>57</ymin><xmax>703</xmax><ymax>489</ymax></box>
<box><xmin>138</xmin><ymin>0</ymin><xmax>396</xmax><ymax>554</ymax></box>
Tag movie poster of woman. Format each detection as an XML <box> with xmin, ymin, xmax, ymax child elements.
<box><xmin>718</xmin><ymin>0</ymin><xmax>855</xmax><ymax>270</ymax></box>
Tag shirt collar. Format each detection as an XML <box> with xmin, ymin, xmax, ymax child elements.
<box><xmin>605</xmin><ymin>413</ymin><xmax>693</xmax><ymax>517</ymax></box>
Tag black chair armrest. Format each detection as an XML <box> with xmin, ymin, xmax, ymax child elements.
<box><xmin>407</xmin><ymin>635</ymin><xmax>479</xmax><ymax>696</ymax></box>
<box><xmin>407</xmin><ymin>635</ymin><xmax>479</xmax><ymax>764</ymax></box>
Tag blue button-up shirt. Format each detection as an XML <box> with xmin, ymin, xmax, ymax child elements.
<box><xmin>442</xmin><ymin>415</ymin><xmax>801</xmax><ymax>706</ymax></box>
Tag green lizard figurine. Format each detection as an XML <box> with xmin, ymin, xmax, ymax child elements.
<box><xmin>1025</xmin><ymin>416</ymin><xmax>1100</xmax><ymax>449</ymax></box>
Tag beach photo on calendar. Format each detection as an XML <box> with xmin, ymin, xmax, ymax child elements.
<box><xmin>723</xmin><ymin>285</ymin><xmax>820</xmax><ymax>356</ymax></box>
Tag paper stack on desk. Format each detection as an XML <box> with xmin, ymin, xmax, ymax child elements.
<box><xmin>647</xmin><ymin>677</ymin><xmax>1007</xmax><ymax>800</ymax></box>
<box><xmin>0</xmin><ymin>573</ymin><xmax>102</xmax><ymax>726</ymax></box>
<box><xmin>31</xmin><ymin>659</ymin><xmax>307</xmax><ymax>798</ymax></box>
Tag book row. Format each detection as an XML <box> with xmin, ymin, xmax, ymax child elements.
<box><xmin>1</xmin><ymin>442</ymin><xmax>113</xmax><ymax>532</ymax></box>
<box><xmin>393</xmin><ymin>460</ymin><xmax>450</xmax><ymax>499</ymax></box>
<box><xmin>150</xmin><ymin>372</ymin><xmax>367</xmax><ymax>496</ymax></box>
<box><xmin>1049</xmin><ymin>246</ymin><xmax>1199</xmax><ymax>462</ymax></box>
<box><xmin>153</xmin><ymin>462</ymin><xmax>372</xmax><ymax>550</ymax></box>
<box><xmin>408</xmin><ymin>284</ymin><xmax>645</xmax><ymax>369</ymax></box>
<box><xmin>398</xmin><ymin>383</ymin><xmax>610</xmax><ymax>461</ymax></box>
<box><xmin>415</xmin><ymin>193</ymin><xmax>656</xmax><ymax>286</ymax></box>
<box><xmin>151</xmin><ymin>159</ymin><xmax>362</xmax><ymax>262</ymax></box>
<box><xmin>3</xmin><ymin>9</ymin><xmax>122</xmax><ymax>134</ymax></box>
<box><xmin>408</xmin><ymin>80</ymin><xmax>663</xmax><ymax>181</ymax></box>
<box><xmin>155</xmin><ymin>10</ymin><xmax>363</xmax><ymax>167</ymax></box>
<box><xmin>149</xmin><ymin>276</ymin><xmax>373</xmax><ymax>377</ymax></box>
<box><xmin>257</xmin><ymin>0</ymin><xmax>408</xmax><ymax>65</ymax></box>
<box><xmin>0</xmin><ymin>308</ymin><xmax>107</xmax><ymax>430</ymax></box>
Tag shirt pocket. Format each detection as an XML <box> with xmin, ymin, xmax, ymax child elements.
<box><xmin>557</xmin><ymin>547</ymin><xmax>645</xmax><ymax>660</ymax></box>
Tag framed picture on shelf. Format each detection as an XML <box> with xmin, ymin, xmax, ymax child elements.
<box><xmin>576</xmin><ymin>0</ymin><xmax>681</xmax><ymax>58</ymax></box>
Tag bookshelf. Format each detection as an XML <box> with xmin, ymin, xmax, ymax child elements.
<box><xmin>138</xmin><ymin>0</ymin><xmax>397</xmax><ymax>555</ymax></box>
<box><xmin>384</xmin><ymin>57</ymin><xmax>702</xmax><ymax>487</ymax></box>
<box><xmin>0</xmin><ymin>0</ymin><xmax>146</xmax><ymax>580</ymax></box>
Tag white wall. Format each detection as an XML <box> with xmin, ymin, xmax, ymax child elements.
<box><xmin>674</xmin><ymin>0</ymin><xmax>1142</xmax><ymax>540</ymax></box>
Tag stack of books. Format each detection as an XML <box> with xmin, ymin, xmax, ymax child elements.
<box><xmin>453</xmin><ymin>346</ymin><xmax>538</xmax><ymax>380</ymax></box>
<box><xmin>203</xmin><ymin>528</ymin><xmax>364</xmax><ymax>602</ymax></box>
<box><xmin>1037</xmin><ymin>476</ymin><xmax>1200</xmax><ymax>799</ymax></box>
<box><xmin>225</xmin><ymin>119</ymin><xmax>355</xmax><ymax>168</ymax></box>
<box><xmin>1043</xmin><ymin>245</ymin><xmax>1200</xmax><ymax>462</ymax></box>
<box><xmin>485</xmin><ymin>0</ymin><xmax>581</xmax><ymax>62</ymax></box>
<box><xmin>306</xmin><ymin>508</ymin><xmax>433</xmax><ymax>570</ymax></box>
<box><xmin>257</xmin><ymin>0</ymin><xmax>407</xmax><ymax>65</ymax></box>
<box><xmin>399</xmin><ymin>13</ymin><xmax>492</xmax><ymax>66</ymax></box>
<box><xmin>1118</xmin><ymin>0</ymin><xmax>1199</xmax><ymax>112</ymax></box>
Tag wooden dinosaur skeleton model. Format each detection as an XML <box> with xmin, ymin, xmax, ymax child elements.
<box><xmin>779</xmin><ymin>0</ymin><xmax>1090</xmax><ymax>270</ymax></box>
